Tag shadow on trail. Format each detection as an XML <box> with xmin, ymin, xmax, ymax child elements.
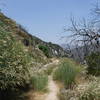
<box><xmin>0</xmin><ymin>85</ymin><xmax>32</xmax><ymax>100</ymax></box>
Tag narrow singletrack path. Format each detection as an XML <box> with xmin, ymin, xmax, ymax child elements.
<box><xmin>27</xmin><ymin>59</ymin><xmax>60</xmax><ymax>100</ymax></box>
<box><xmin>45</xmin><ymin>76</ymin><xmax>59</xmax><ymax>100</ymax></box>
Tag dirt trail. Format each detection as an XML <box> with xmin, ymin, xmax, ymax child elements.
<box><xmin>45</xmin><ymin>76</ymin><xmax>59</xmax><ymax>100</ymax></box>
<box><xmin>27</xmin><ymin>59</ymin><xmax>60</xmax><ymax>100</ymax></box>
<box><xmin>32</xmin><ymin>75</ymin><xmax>59</xmax><ymax>100</ymax></box>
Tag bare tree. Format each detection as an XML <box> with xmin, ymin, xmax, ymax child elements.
<box><xmin>69</xmin><ymin>17</ymin><xmax>100</xmax><ymax>47</ymax></box>
<box><xmin>63</xmin><ymin>4</ymin><xmax>100</xmax><ymax>62</ymax></box>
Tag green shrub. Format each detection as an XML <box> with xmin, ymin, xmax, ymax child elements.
<box><xmin>30</xmin><ymin>74</ymin><xmax>48</xmax><ymax>91</ymax></box>
<box><xmin>86</xmin><ymin>52</ymin><xmax>100</xmax><ymax>76</ymax></box>
<box><xmin>0</xmin><ymin>26</ymin><xmax>32</xmax><ymax>90</ymax></box>
<box><xmin>38</xmin><ymin>45</ymin><xmax>50</xmax><ymax>57</ymax></box>
<box><xmin>53</xmin><ymin>59</ymin><xmax>80</xmax><ymax>88</ymax></box>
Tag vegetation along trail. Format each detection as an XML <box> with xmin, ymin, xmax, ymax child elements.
<box><xmin>29</xmin><ymin>59</ymin><xmax>60</xmax><ymax>100</ymax></box>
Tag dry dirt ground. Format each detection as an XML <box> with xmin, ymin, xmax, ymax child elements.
<box><xmin>44</xmin><ymin>76</ymin><xmax>59</xmax><ymax>100</ymax></box>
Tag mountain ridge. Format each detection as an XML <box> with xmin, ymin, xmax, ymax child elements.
<box><xmin>0</xmin><ymin>12</ymin><xmax>68</xmax><ymax>58</ymax></box>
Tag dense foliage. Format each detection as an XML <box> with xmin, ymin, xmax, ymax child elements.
<box><xmin>30</xmin><ymin>74</ymin><xmax>48</xmax><ymax>91</ymax></box>
<box><xmin>59</xmin><ymin>76</ymin><xmax>100</xmax><ymax>100</ymax></box>
<box><xmin>0</xmin><ymin>26</ymin><xmax>32</xmax><ymax>90</ymax></box>
<box><xmin>38</xmin><ymin>45</ymin><xmax>50</xmax><ymax>57</ymax></box>
<box><xmin>53</xmin><ymin>59</ymin><xmax>81</xmax><ymax>88</ymax></box>
<box><xmin>86</xmin><ymin>52</ymin><xmax>100</xmax><ymax>76</ymax></box>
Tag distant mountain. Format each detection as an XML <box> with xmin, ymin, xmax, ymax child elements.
<box><xmin>0</xmin><ymin>13</ymin><xmax>68</xmax><ymax>58</ymax></box>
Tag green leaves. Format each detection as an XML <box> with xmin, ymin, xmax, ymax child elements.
<box><xmin>38</xmin><ymin>45</ymin><xmax>50</xmax><ymax>57</ymax></box>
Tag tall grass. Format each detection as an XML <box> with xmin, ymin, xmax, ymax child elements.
<box><xmin>53</xmin><ymin>59</ymin><xmax>81</xmax><ymax>88</ymax></box>
<box><xmin>30</xmin><ymin>74</ymin><xmax>48</xmax><ymax>91</ymax></box>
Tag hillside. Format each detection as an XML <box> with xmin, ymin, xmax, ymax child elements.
<box><xmin>0</xmin><ymin>12</ymin><xmax>67</xmax><ymax>58</ymax></box>
<box><xmin>1</xmin><ymin>0</ymin><xmax>100</xmax><ymax>99</ymax></box>
<box><xmin>0</xmin><ymin>12</ymin><xmax>100</xmax><ymax>100</ymax></box>
<box><xmin>0</xmin><ymin>12</ymin><xmax>68</xmax><ymax>100</ymax></box>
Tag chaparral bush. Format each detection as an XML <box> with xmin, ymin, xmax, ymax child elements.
<box><xmin>38</xmin><ymin>45</ymin><xmax>50</xmax><ymax>57</ymax></box>
<box><xmin>0</xmin><ymin>26</ymin><xmax>32</xmax><ymax>90</ymax></box>
<box><xmin>59</xmin><ymin>77</ymin><xmax>100</xmax><ymax>100</ymax></box>
<box><xmin>86</xmin><ymin>52</ymin><xmax>100</xmax><ymax>76</ymax></box>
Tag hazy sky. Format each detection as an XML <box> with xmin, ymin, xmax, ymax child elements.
<box><xmin>1</xmin><ymin>0</ymin><xmax>98</xmax><ymax>44</ymax></box>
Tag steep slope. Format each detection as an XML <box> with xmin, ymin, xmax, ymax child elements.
<box><xmin>0</xmin><ymin>13</ymin><xmax>67</xmax><ymax>58</ymax></box>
